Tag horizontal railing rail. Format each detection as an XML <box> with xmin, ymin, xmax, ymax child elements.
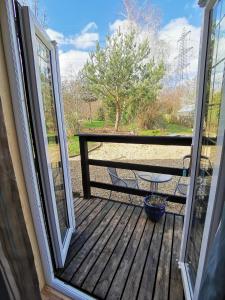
<box><xmin>88</xmin><ymin>159</ymin><xmax>185</xmax><ymax>176</ymax></box>
<box><xmin>78</xmin><ymin>134</ymin><xmax>193</xmax><ymax>204</ymax></box>
<box><xmin>90</xmin><ymin>181</ymin><xmax>186</xmax><ymax>204</ymax></box>
<box><xmin>78</xmin><ymin>133</ymin><xmax>192</xmax><ymax>145</ymax></box>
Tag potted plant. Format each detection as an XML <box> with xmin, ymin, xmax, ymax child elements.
<box><xmin>144</xmin><ymin>194</ymin><xmax>167</xmax><ymax>222</ymax></box>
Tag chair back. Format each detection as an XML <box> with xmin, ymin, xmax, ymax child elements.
<box><xmin>107</xmin><ymin>167</ymin><xmax>119</xmax><ymax>185</ymax></box>
<box><xmin>199</xmin><ymin>155</ymin><xmax>212</xmax><ymax>175</ymax></box>
<box><xmin>181</xmin><ymin>155</ymin><xmax>191</xmax><ymax>176</ymax></box>
<box><xmin>182</xmin><ymin>154</ymin><xmax>212</xmax><ymax>177</ymax></box>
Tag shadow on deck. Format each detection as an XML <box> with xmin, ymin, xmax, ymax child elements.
<box><xmin>56</xmin><ymin>197</ymin><xmax>184</xmax><ymax>300</ymax></box>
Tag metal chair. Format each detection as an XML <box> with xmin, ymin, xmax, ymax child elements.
<box><xmin>174</xmin><ymin>154</ymin><xmax>212</xmax><ymax>196</ymax></box>
<box><xmin>107</xmin><ymin>167</ymin><xmax>139</xmax><ymax>202</ymax></box>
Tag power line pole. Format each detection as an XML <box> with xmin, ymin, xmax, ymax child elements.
<box><xmin>174</xmin><ymin>28</ymin><xmax>193</xmax><ymax>86</ymax></box>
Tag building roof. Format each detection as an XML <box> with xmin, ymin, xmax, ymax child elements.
<box><xmin>178</xmin><ymin>104</ymin><xmax>195</xmax><ymax>114</ymax></box>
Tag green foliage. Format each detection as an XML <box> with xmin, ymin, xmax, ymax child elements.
<box><xmin>67</xmin><ymin>135</ymin><xmax>99</xmax><ymax>157</ymax></box>
<box><xmin>81</xmin><ymin>29</ymin><xmax>165</xmax><ymax>131</ymax></box>
<box><xmin>82</xmin><ymin>120</ymin><xmax>106</xmax><ymax>129</ymax></box>
<box><xmin>65</xmin><ymin>112</ymin><xmax>80</xmax><ymax>136</ymax></box>
<box><xmin>123</xmin><ymin>62</ymin><xmax>165</xmax><ymax>125</ymax></box>
<box><xmin>96</xmin><ymin>106</ymin><xmax>105</xmax><ymax>121</ymax></box>
<box><xmin>138</xmin><ymin>123</ymin><xmax>192</xmax><ymax>136</ymax></box>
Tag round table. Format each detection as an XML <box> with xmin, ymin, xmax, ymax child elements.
<box><xmin>137</xmin><ymin>172</ymin><xmax>173</xmax><ymax>192</ymax></box>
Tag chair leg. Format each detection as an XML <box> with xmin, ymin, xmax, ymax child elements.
<box><xmin>174</xmin><ymin>184</ymin><xmax>178</xmax><ymax>195</ymax></box>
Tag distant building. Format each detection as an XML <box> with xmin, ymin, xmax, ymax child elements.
<box><xmin>177</xmin><ymin>104</ymin><xmax>195</xmax><ymax>126</ymax></box>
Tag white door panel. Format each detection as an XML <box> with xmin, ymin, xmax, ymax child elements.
<box><xmin>18</xmin><ymin>6</ymin><xmax>75</xmax><ymax>267</ymax></box>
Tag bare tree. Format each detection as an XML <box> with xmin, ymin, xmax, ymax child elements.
<box><xmin>122</xmin><ymin>0</ymin><xmax>166</xmax><ymax>62</ymax></box>
<box><xmin>122</xmin><ymin>0</ymin><xmax>161</xmax><ymax>35</ymax></box>
<box><xmin>21</xmin><ymin>0</ymin><xmax>47</xmax><ymax>28</ymax></box>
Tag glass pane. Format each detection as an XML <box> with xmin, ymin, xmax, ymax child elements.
<box><xmin>185</xmin><ymin>0</ymin><xmax>225</xmax><ymax>288</ymax></box>
<box><xmin>36</xmin><ymin>37</ymin><xmax>68</xmax><ymax>242</ymax></box>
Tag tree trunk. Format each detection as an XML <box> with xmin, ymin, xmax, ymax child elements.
<box><xmin>115</xmin><ymin>105</ymin><xmax>121</xmax><ymax>132</ymax></box>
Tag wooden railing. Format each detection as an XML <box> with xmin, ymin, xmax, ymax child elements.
<box><xmin>78</xmin><ymin>134</ymin><xmax>193</xmax><ymax>204</ymax></box>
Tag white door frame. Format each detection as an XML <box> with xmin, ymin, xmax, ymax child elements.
<box><xmin>180</xmin><ymin>0</ymin><xmax>225</xmax><ymax>299</ymax></box>
<box><xmin>0</xmin><ymin>0</ymin><xmax>91</xmax><ymax>298</ymax></box>
<box><xmin>18</xmin><ymin>6</ymin><xmax>74</xmax><ymax>267</ymax></box>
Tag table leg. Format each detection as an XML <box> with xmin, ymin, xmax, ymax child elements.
<box><xmin>150</xmin><ymin>182</ymin><xmax>158</xmax><ymax>193</ymax></box>
<box><xmin>150</xmin><ymin>182</ymin><xmax>154</xmax><ymax>192</ymax></box>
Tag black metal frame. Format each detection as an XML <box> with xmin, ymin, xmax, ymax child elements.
<box><xmin>79</xmin><ymin>134</ymin><xmax>193</xmax><ymax>204</ymax></box>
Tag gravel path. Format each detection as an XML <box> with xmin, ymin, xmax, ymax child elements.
<box><xmin>70</xmin><ymin>143</ymin><xmax>191</xmax><ymax>215</ymax></box>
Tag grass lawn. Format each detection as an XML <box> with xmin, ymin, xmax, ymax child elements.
<box><xmin>80</xmin><ymin>119</ymin><xmax>192</xmax><ymax>136</ymax></box>
<box><xmin>81</xmin><ymin>120</ymin><xmax>113</xmax><ymax>129</ymax></box>
<box><xmin>67</xmin><ymin>135</ymin><xmax>99</xmax><ymax>157</ymax></box>
<box><xmin>138</xmin><ymin>123</ymin><xmax>192</xmax><ymax>136</ymax></box>
<box><xmin>67</xmin><ymin>121</ymin><xmax>192</xmax><ymax>157</ymax></box>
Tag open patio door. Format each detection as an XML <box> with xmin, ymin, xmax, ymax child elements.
<box><xmin>180</xmin><ymin>0</ymin><xmax>225</xmax><ymax>298</ymax></box>
<box><xmin>18</xmin><ymin>6</ymin><xmax>75</xmax><ymax>267</ymax></box>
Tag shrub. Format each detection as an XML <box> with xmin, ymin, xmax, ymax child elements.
<box><xmin>96</xmin><ymin>106</ymin><xmax>105</xmax><ymax>121</ymax></box>
<box><xmin>137</xmin><ymin>102</ymin><xmax>166</xmax><ymax>129</ymax></box>
<box><xmin>65</xmin><ymin>112</ymin><xmax>80</xmax><ymax>136</ymax></box>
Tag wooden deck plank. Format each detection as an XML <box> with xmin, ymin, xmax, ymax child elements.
<box><xmin>106</xmin><ymin>210</ymin><xmax>147</xmax><ymax>300</ymax></box>
<box><xmin>169</xmin><ymin>215</ymin><xmax>184</xmax><ymax>300</ymax></box>
<box><xmin>121</xmin><ymin>217</ymin><xmax>155</xmax><ymax>300</ymax></box>
<box><xmin>82</xmin><ymin>205</ymin><xmax>134</xmax><ymax>293</ymax></box>
<box><xmin>93</xmin><ymin>207</ymin><xmax>142</xmax><ymax>299</ymax></box>
<box><xmin>138</xmin><ymin>215</ymin><xmax>166</xmax><ymax>300</ymax></box>
<box><xmin>153</xmin><ymin>213</ymin><xmax>174</xmax><ymax>300</ymax></box>
<box><xmin>57</xmin><ymin>199</ymin><xmax>184</xmax><ymax>300</ymax></box>
<box><xmin>71</xmin><ymin>204</ymin><xmax>127</xmax><ymax>286</ymax></box>
<box><xmin>73</xmin><ymin>197</ymin><xmax>84</xmax><ymax>209</ymax></box>
<box><xmin>75</xmin><ymin>199</ymin><xmax>102</xmax><ymax>226</ymax></box>
<box><xmin>61</xmin><ymin>202</ymin><xmax>120</xmax><ymax>281</ymax></box>
<box><xmin>72</xmin><ymin>200</ymin><xmax>107</xmax><ymax>243</ymax></box>
<box><xmin>74</xmin><ymin>199</ymin><xmax>92</xmax><ymax>216</ymax></box>
<box><xmin>64</xmin><ymin>201</ymin><xmax>114</xmax><ymax>267</ymax></box>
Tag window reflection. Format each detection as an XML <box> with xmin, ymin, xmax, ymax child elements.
<box><xmin>185</xmin><ymin>0</ymin><xmax>225</xmax><ymax>288</ymax></box>
<box><xmin>36</xmin><ymin>37</ymin><xmax>68</xmax><ymax>242</ymax></box>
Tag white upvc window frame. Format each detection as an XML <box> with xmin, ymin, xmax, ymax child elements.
<box><xmin>0</xmin><ymin>0</ymin><xmax>91</xmax><ymax>298</ymax></box>
<box><xmin>180</xmin><ymin>0</ymin><xmax>225</xmax><ymax>299</ymax></box>
<box><xmin>18</xmin><ymin>6</ymin><xmax>75</xmax><ymax>267</ymax></box>
<box><xmin>2</xmin><ymin>0</ymin><xmax>225</xmax><ymax>299</ymax></box>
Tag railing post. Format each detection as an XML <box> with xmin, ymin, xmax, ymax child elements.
<box><xmin>79</xmin><ymin>136</ymin><xmax>91</xmax><ymax>199</ymax></box>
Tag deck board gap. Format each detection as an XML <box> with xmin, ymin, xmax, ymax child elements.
<box><xmin>76</xmin><ymin>199</ymin><xmax>102</xmax><ymax>225</ymax></box>
<box><xmin>78</xmin><ymin>205</ymin><xmax>129</xmax><ymax>287</ymax></box>
<box><xmin>63</xmin><ymin>201</ymin><xmax>114</xmax><ymax>270</ymax></box>
<box><xmin>63</xmin><ymin>202</ymin><xmax>122</xmax><ymax>282</ymax></box>
<box><xmin>83</xmin><ymin>205</ymin><xmax>135</xmax><ymax>294</ymax></box>
<box><xmin>120</xmin><ymin>217</ymin><xmax>149</xmax><ymax>300</ymax></box>
<box><xmin>168</xmin><ymin>214</ymin><xmax>175</xmax><ymax>300</ymax></box>
<box><xmin>75</xmin><ymin>200</ymin><xmax>92</xmax><ymax>217</ymax></box>
<box><xmin>104</xmin><ymin>209</ymin><xmax>144</xmax><ymax>300</ymax></box>
<box><xmin>151</xmin><ymin>215</ymin><xmax>167</xmax><ymax>299</ymax></box>
<box><xmin>70</xmin><ymin>203</ymin><xmax>124</xmax><ymax>284</ymax></box>
<box><xmin>93</xmin><ymin>207</ymin><xmax>142</xmax><ymax>299</ymax></box>
<box><xmin>135</xmin><ymin>221</ymin><xmax>156</xmax><ymax>300</ymax></box>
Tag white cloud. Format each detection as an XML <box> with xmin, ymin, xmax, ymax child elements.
<box><xmin>82</xmin><ymin>22</ymin><xmax>98</xmax><ymax>33</ymax></box>
<box><xmin>46</xmin><ymin>28</ymin><xmax>65</xmax><ymax>44</ymax></box>
<box><xmin>109</xmin><ymin>19</ymin><xmax>134</xmax><ymax>33</ymax></box>
<box><xmin>46</xmin><ymin>21</ymin><xmax>99</xmax><ymax>50</ymax></box>
<box><xmin>59</xmin><ymin>50</ymin><xmax>89</xmax><ymax>79</ymax></box>
<box><xmin>159</xmin><ymin>17</ymin><xmax>201</xmax><ymax>80</ymax></box>
<box><xmin>72</xmin><ymin>32</ymin><xmax>99</xmax><ymax>49</ymax></box>
<box><xmin>46</xmin><ymin>22</ymin><xmax>98</xmax><ymax>79</ymax></box>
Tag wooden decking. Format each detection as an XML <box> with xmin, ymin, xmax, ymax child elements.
<box><xmin>56</xmin><ymin>198</ymin><xmax>184</xmax><ymax>300</ymax></box>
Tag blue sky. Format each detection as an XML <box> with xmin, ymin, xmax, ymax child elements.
<box><xmin>32</xmin><ymin>0</ymin><xmax>202</xmax><ymax>79</ymax></box>
<box><xmin>39</xmin><ymin>0</ymin><xmax>202</xmax><ymax>41</ymax></box>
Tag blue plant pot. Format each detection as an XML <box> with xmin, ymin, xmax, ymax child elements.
<box><xmin>144</xmin><ymin>195</ymin><xmax>166</xmax><ymax>222</ymax></box>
